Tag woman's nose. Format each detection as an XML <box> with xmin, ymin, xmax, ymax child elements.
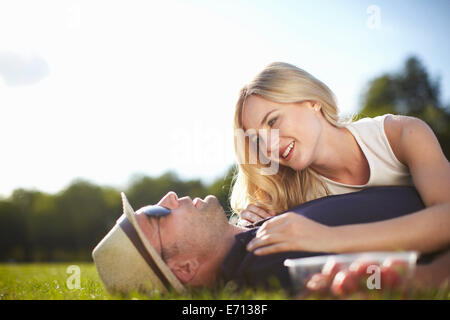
<box><xmin>157</xmin><ymin>191</ymin><xmax>179</xmax><ymax>210</ymax></box>
<box><xmin>259</xmin><ymin>130</ymin><xmax>280</xmax><ymax>156</ymax></box>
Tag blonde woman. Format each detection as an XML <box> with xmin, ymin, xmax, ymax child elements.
<box><xmin>231</xmin><ymin>62</ymin><xmax>450</xmax><ymax>256</ymax></box>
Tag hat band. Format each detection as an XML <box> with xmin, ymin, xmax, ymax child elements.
<box><xmin>118</xmin><ymin>216</ymin><xmax>172</xmax><ymax>291</ymax></box>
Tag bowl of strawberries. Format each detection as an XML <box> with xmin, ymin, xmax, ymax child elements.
<box><xmin>284</xmin><ymin>251</ymin><xmax>418</xmax><ymax>297</ymax></box>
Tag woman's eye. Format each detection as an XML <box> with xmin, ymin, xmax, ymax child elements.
<box><xmin>268</xmin><ymin>117</ymin><xmax>277</xmax><ymax>127</ymax></box>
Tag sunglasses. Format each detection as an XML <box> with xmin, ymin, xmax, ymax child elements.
<box><xmin>140</xmin><ymin>205</ymin><xmax>171</xmax><ymax>262</ymax></box>
<box><xmin>141</xmin><ymin>205</ymin><xmax>172</xmax><ymax>217</ymax></box>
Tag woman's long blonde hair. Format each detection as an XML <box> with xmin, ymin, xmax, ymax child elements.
<box><xmin>231</xmin><ymin>62</ymin><xmax>353</xmax><ymax>215</ymax></box>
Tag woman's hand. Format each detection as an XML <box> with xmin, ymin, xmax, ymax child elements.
<box><xmin>246</xmin><ymin>212</ymin><xmax>335</xmax><ymax>255</ymax></box>
<box><xmin>238</xmin><ymin>204</ymin><xmax>276</xmax><ymax>227</ymax></box>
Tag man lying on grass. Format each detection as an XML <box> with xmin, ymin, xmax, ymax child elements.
<box><xmin>92</xmin><ymin>186</ymin><xmax>449</xmax><ymax>297</ymax></box>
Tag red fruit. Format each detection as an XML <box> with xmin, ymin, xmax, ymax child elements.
<box><xmin>331</xmin><ymin>270</ymin><xmax>359</xmax><ymax>296</ymax></box>
<box><xmin>382</xmin><ymin>258</ymin><xmax>409</xmax><ymax>276</ymax></box>
<box><xmin>349</xmin><ymin>260</ymin><xmax>380</xmax><ymax>277</ymax></box>
<box><xmin>380</xmin><ymin>266</ymin><xmax>402</xmax><ymax>289</ymax></box>
<box><xmin>306</xmin><ymin>273</ymin><xmax>331</xmax><ymax>293</ymax></box>
<box><xmin>321</xmin><ymin>259</ymin><xmax>345</xmax><ymax>279</ymax></box>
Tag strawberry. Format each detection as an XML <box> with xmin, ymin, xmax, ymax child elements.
<box><xmin>382</xmin><ymin>258</ymin><xmax>409</xmax><ymax>276</ymax></box>
<box><xmin>380</xmin><ymin>265</ymin><xmax>402</xmax><ymax>290</ymax></box>
<box><xmin>305</xmin><ymin>273</ymin><xmax>331</xmax><ymax>294</ymax></box>
<box><xmin>321</xmin><ymin>259</ymin><xmax>345</xmax><ymax>279</ymax></box>
<box><xmin>331</xmin><ymin>270</ymin><xmax>359</xmax><ymax>296</ymax></box>
<box><xmin>349</xmin><ymin>260</ymin><xmax>380</xmax><ymax>277</ymax></box>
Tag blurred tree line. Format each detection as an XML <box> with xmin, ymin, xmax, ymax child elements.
<box><xmin>359</xmin><ymin>56</ymin><xmax>450</xmax><ymax>159</ymax></box>
<box><xmin>0</xmin><ymin>55</ymin><xmax>448</xmax><ymax>262</ymax></box>
<box><xmin>0</xmin><ymin>168</ymin><xmax>235</xmax><ymax>262</ymax></box>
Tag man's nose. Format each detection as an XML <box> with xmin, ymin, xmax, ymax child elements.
<box><xmin>157</xmin><ymin>191</ymin><xmax>179</xmax><ymax>210</ymax></box>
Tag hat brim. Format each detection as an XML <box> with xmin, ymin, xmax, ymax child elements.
<box><xmin>120</xmin><ymin>192</ymin><xmax>185</xmax><ymax>294</ymax></box>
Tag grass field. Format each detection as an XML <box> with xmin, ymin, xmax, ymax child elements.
<box><xmin>0</xmin><ymin>263</ymin><xmax>448</xmax><ymax>300</ymax></box>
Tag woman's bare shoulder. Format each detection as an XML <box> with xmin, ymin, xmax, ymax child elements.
<box><xmin>383</xmin><ymin>114</ymin><xmax>406</xmax><ymax>164</ymax></box>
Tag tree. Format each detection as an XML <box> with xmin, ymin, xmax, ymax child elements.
<box><xmin>359</xmin><ymin>56</ymin><xmax>450</xmax><ymax>159</ymax></box>
<box><xmin>0</xmin><ymin>200</ymin><xmax>28</xmax><ymax>261</ymax></box>
<box><xmin>125</xmin><ymin>171</ymin><xmax>208</xmax><ymax>209</ymax></box>
<box><xmin>54</xmin><ymin>179</ymin><xmax>120</xmax><ymax>260</ymax></box>
<box><xmin>207</xmin><ymin>166</ymin><xmax>236</xmax><ymax>218</ymax></box>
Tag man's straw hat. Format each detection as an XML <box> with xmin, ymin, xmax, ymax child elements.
<box><xmin>92</xmin><ymin>192</ymin><xmax>185</xmax><ymax>295</ymax></box>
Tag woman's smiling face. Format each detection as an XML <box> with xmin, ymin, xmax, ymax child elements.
<box><xmin>241</xmin><ymin>94</ymin><xmax>324</xmax><ymax>171</ymax></box>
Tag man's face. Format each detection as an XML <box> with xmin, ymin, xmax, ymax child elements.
<box><xmin>135</xmin><ymin>192</ymin><xmax>228</xmax><ymax>261</ymax></box>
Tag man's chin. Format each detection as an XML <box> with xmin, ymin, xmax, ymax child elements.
<box><xmin>206</xmin><ymin>195</ymin><xmax>224</xmax><ymax>209</ymax></box>
<box><xmin>204</xmin><ymin>195</ymin><xmax>218</xmax><ymax>203</ymax></box>
<box><xmin>198</xmin><ymin>195</ymin><xmax>221</xmax><ymax>213</ymax></box>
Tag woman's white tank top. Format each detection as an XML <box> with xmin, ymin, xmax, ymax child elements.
<box><xmin>318</xmin><ymin>114</ymin><xmax>414</xmax><ymax>195</ymax></box>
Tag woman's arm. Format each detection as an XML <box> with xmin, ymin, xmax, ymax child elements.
<box><xmin>330</xmin><ymin>202</ymin><xmax>450</xmax><ymax>253</ymax></box>
<box><xmin>331</xmin><ymin>115</ymin><xmax>450</xmax><ymax>254</ymax></box>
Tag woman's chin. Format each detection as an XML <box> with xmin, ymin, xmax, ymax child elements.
<box><xmin>285</xmin><ymin>155</ymin><xmax>308</xmax><ymax>172</ymax></box>
<box><xmin>269</xmin><ymin>154</ymin><xmax>307</xmax><ymax>172</ymax></box>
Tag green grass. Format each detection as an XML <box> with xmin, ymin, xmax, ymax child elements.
<box><xmin>0</xmin><ymin>263</ymin><xmax>289</xmax><ymax>300</ymax></box>
<box><xmin>0</xmin><ymin>263</ymin><xmax>448</xmax><ymax>300</ymax></box>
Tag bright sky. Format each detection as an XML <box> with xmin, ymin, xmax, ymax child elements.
<box><xmin>1</xmin><ymin>0</ymin><xmax>449</xmax><ymax>197</ymax></box>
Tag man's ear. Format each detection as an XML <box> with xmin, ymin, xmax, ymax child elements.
<box><xmin>169</xmin><ymin>258</ymin><xmax>200</xmax><ymax>284</ymax></box>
